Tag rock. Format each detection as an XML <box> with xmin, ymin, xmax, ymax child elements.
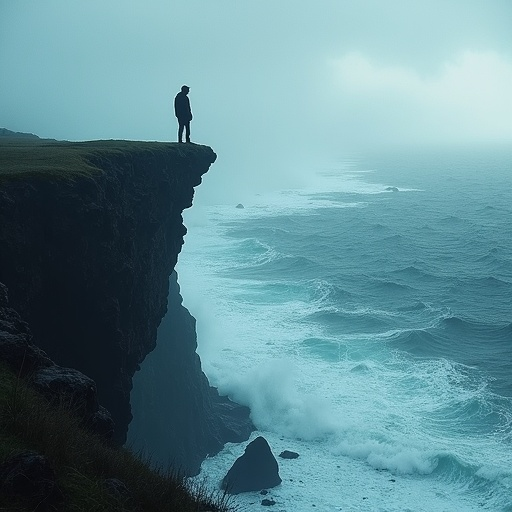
<box><xmin>385</xmin><ymin>186</ymin><xmax>399</xmax><ymax>192</ymax></box>
<box><xmin>210</xmin><ymin>389</ymin><xmax>254</xmax><ymax>442</ymax></box>
<box><xmin>0</xmin><ymin>330</ymin><xmax>53</xmax><ymax>376</ymax></box>
<box><xmin>89</xmin><ymin>405</ymin><xmax>116</xmax><ymax>439</ymax></box>
<box><xmin>31</xmin><ymin>365</ymin><xmax>115</xmax><ymax>438</ymax></box>
<box><xmin>222</xmin><ymin>436</ymin><xmax>281</xmax><ymax>494</ymax></box>
<box><xmin>260</xmin><ymin>489</ymin><xmax>269</xmax><ymax>495</ymax></box>
<box><xmin>0</xmin><ymin>451</ymin><xmax>62</xmax><ymax>507</ymax></box>
<box><xmin>236</xmin><ymin>203</ymin><xmax>244</xmax><ymax>209</ymax></box>
<box><xmin>279</xmin><ymin>450</ymin><xmax>299</xmax><ymax>459</ymax></box>
<box><xmin>31</xmin><ymin>365</ymin><xmax>99</xmax><ymax>418</ymax></box>
<box><xmin>0</xmin><ymin>282</ymin><xmax>53</xmax><ymax>375</ymax></box>
<box><xmin>0</xmin><ymin>281</ymin><xmax>114</xmax><ymax>439</ymax></box>
<box><xmin>261</xmin><ymin>498</ymin><xmax>276</xmax><ymax>506</ymax></box>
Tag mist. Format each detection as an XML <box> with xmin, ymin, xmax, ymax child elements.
<box><xmin>1</xmin><ymin>1</ymin><xmax>511</xmax><ymax>200</ymax></box>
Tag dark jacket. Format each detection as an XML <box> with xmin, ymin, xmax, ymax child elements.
<box><xmin>174</xmin><ymin>92</ymin><xmax>192</xmax><ymax>121</ymax></box>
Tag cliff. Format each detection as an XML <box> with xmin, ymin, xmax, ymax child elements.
<box><xmin>0</xmin><ymin>137</ymin><xmax>251</xmax><ymax>475</ymax></box>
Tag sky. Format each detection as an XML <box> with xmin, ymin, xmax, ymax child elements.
<box><xmin>1</xmin><ymin>1</ymin><xmax>511</xmax><ymax>197</ymax></box>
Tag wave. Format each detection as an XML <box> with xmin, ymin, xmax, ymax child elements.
<box><xmin>220</xmin><ymin>236</ymin><xmax>321</xmax><ymax>280</ymax></box>
<box><xmin>227</xmin><ymin>254</ymin><xmax>319</xmax><ymax>279</ymax></box>
<box><xmin>387</xmin><ymin>317</ymin><xmax>512</xmax><ymax>399</ymax></box>
<box><xmin>334</xmin><ymin>439</ymin><xmax>512</xmax><ymax>508</ymax></box>
<box><xmin>368</xmin><ymin>278</ymin><xmax>416</xmax><ymax>293</ymax></box>
<box><xmin>396</xmin><ymin>301</ymin><xmax>431</xmax><ymax>312</ymax></box>
<box><xmin>309</xmin><ymin>279</ymin><xmax>354</xmax><ymax>304</ymax></box>
<box><xmin>335</xmin><ymin>438</ymin><xmax>437</xmax><ymax>475</ymax></box>
<box><xmin>300</xmin><ymin>337</ymin><xmax>347</xmax><ymax>363</ymax></box>
<box><xmin>388</xmin><ymin>264</ymin><xmax>439</xmax><ymax>283</ymax></box>
<box><xmin>389</xmin><ymin>328</ymin><xmax>450</xmax><ymax>358</ymax></box>
<box><xmin>438</xmin><ymin>214</ymin><xmax>467</xmax><ymax>225</ymax></box>
<box><xmin>389</xmin><ymin>317</ymin><xmax>512</xmax><ymax>355</ymax></box>
<box><xmin>438</xmin><ymin>316</ymin><xmax>512</xmax><ymax>346</ymax></box>
<box><xmin>473</xmin><ymin>275</ymin><xmax>512</xmax><ymax>288</ymax></box>
<box><xmin>474</xmin><ymin>249</ymin><xmax>512</xmax><ymax>274</ymax></box>
<box><xmin>303</xmin><ymin>308</ymin><xmax>395</xmax><ymax>335</ymax></box>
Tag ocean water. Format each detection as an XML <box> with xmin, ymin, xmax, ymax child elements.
<box><xmin>178</xmin><ymin>146</ymin><xmax>512</xmax><ymax>511</ymax></box>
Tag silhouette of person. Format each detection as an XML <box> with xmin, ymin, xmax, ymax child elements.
<box><xmin>174</xmin><ymin>85</ymin><xmax>193</xmax><ymax>143</ymax></box>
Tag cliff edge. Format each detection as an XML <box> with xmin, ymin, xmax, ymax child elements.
<box><xmin>0</xmin><ymin>137</ymin><xmax>252</xmax><ymax>475</ymax></box>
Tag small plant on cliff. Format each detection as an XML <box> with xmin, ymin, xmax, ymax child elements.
<box><xmin>0</xmin><ymin>364</ymin><xmax>236</xmax><ymax>511</ymax></box>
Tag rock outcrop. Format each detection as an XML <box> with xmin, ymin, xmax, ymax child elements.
<box><xmin>1</xmin><ymin>281</ymin><xmax>114</xmax><ymax>439</ymax></box>
<box><xmin>222</xmin><ymin>436</ymin><xmax>282</xmax><ymax>494</ymax></box>
<box><xmin>0</xmin><ymin>138</ymin><xmax>252</xmax><ymax>475</ymax></box>
<box><xmin>279</xmin><ymin>450</ymin><xmax>299</xmax><ymax>459</ymax></box>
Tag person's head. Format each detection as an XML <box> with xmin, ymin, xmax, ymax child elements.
<box><xmin>181</xmin><ymin>85</ymin><xmax>190</xmax><ymax>94</ymax></box>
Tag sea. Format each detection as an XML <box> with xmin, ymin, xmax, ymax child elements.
<box><xmin>178</xmin><ymin>145</ymin><xmax>512</xmax><ymax>511</ymax></box>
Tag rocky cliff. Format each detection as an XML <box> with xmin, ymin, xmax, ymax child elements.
<box><xmin>0</xmin><ymin>137</ymin><xmax>252</xmax><ymax>475</ymax></box>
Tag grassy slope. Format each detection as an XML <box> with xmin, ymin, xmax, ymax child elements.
<box><xmin>0</xmin><ymin>365</ymin><xmax>232</xmax><ymax>511</ymax></box>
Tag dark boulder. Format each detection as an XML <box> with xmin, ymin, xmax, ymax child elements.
<box><xmin>279</xmin><ymin>450</ymin><xmax>299</xmax><ymax>459</ymax></box>
<box><xmin>0</xmin><ymin>451</ymin><xmax>62</xmax><ymax>508</ymax></box>
<box><xmin>222</xmin><ymin>436</ymin><xmax>281</xmax><ymax>494</ymax></box>
<box><xmin>31</xmin><ymin>365</ymin><xmax>114</xmax><ymax>438</ymax></box>
<box><xmin>31</xmin><ymin>365</ymin><xmax>99</xmax><ymax>417</ymax></box>
<box><xmin>261</xmin><ymin>498</ymin><xmax>276</xmax><ymax>506</ymax></box>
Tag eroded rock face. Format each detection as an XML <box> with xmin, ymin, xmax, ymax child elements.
<box><xmin>0</xmin><ymin>283</ymin><xmax>53</xmax><ymax>375</ymax></box>
<box><xmin>1</xmin><ymin>282</ymin><xmax>115</xmax><ymax>439</ymax></box>
<box><xmin>128</xmin><ymin>272</ymin><xmax>253</xmax><ymax>475</ymax></box>
<box><xmin>222</xmin><ymin>436</ymin><xmax>282</xmax><ymax>494</ymax></box>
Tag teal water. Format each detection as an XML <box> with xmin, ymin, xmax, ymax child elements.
<box><xmin>180</xmin><ymin>145</ymin><xmax>512</xmax><ymax>511</ymax></box>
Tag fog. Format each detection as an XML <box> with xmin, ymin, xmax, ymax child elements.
<box><xmin>1</xmin><ymin>1</ymin><xmax>511</xmax><ymax>198</ymax></box>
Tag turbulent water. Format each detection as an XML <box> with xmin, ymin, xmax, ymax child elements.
<box><xmin>179</xmin><ymin>146</ymin><xmax>512</xmax><ymax>511</ymax></box>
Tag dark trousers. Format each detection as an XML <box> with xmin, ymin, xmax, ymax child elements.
<box><xmin>178</xmin><ymin>120</ymin><xmax>190</xmax><ymax>142</ymax></box>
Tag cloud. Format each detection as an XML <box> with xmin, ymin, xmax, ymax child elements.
<box><xmin>329</xmin><ymin>51</ymin><xmax>512</xmax><ymax>147</ymax></box>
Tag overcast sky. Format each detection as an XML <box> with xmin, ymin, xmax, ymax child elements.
<box><xmin>1</xmin><ymin>1</ymin><xmax>511</xmax><ymax>195</ymax></box>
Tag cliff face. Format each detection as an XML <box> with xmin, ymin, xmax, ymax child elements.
<box><xmin>129</xmin><ymin>271</ymin><xmax>253</xmax><ymax>474</ymax></box>
<box><xmin>0</xmin><ymin>139</ymin><xmax>251</xmax><ymax>473</ymax></box>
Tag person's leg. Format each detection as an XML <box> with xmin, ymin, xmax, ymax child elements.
<box><xmin>185</xmin><ymin>121</ymin><xmax>191</xmax><ymax>142</ymax></box>
<box><xmin>178</xmin><ymin>122</ymin><xmax>184</xmax><ymax>142</ymax></box>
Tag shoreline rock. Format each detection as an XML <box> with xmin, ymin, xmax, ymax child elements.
<box><xmin>222</xmin><ymin>436</ymin><xmax>281</xmax><ymax>494</ymax></box>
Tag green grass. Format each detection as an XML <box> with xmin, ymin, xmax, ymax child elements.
<box><xmin>0</xmin><ymin>139</ymin><xmax>102</xmax><ymax>180</ymax></box>
<box><xmin>0</xmin><ymin>138</ymin><xmax>209</xmax><ymax>182</ymax></box>
<box><xmin>0</xmin><ymin>364</ymin><xmax>235</xmax><ymax>511</ymax></box>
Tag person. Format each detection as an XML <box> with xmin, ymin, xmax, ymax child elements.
<box><xmin>174</xmin><ymin>85</ymin><xmax>193</xmax><ymax>143</ymax></box>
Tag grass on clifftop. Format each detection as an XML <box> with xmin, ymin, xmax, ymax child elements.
<box><xmin>0</xmin><ymin>364</ymin><xmax>235</xmax><ymax>512</ymax></box>
<box><xmin>0</xmin><ymin>138</ymin><xmax>210</xmax><ymax>182</ymax></box>
<box><xmin>0</xmin><ymin>139</ymin><xmax>102</xmax><ymax>180</ymax></box>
